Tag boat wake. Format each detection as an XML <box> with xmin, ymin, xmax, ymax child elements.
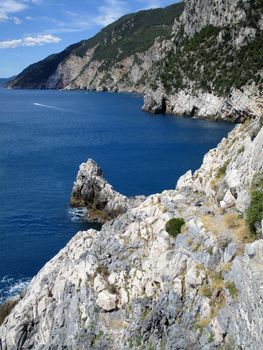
<box><xmin>33</xmin><ymin>102</ymin><xmax>79</xmax><ymax>114</ymax></box>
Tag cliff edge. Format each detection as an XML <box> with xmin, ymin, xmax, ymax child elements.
<box><xmin>0</xmin><ymin>116</ymin><xmax>262</xmax><ymax>349</ymax></box>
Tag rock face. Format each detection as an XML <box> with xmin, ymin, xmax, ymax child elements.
<box><xmin>179</xmin><ymin>0</ymin><xmax>247</xmax><ymax>37</ymax></box>
<box><xmin>142</xmin><ymin>89</ymin><xmax>167</xmax><ymax>114</ymax></box>
<box><xmin>70</xmin><ymin>159</ymin><xmax>144</xmax><ymax>223</ymax></box>
<box><xmin>1</xmin><ymin>117</ymin><xmax>262</xmax><ymax>349</ymax></box>
<box><xmin>142</xmin><ymin>86</ymin><xmax>263</xmax><ymax>122</ymax></box>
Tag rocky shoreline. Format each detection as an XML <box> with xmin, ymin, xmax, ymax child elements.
<box><xmin>0</xmin><ymin>115</ymin><xmax>262</xmax><ymax>349</ymax></box>
<box><xmin>142</xmin><ymin>86</ymin><xmax>263</xmax><ymax>123</ymax></box>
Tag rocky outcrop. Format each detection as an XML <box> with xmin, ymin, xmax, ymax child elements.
<box><xmin>177</xmin><ymin>0</ymin><xmax>247</xmax><ymax>37</ymax></box>
<box><xmin>63</xmin><ymin>42</ymin><xmax>163</xmax><ymax>93</ymax></box>
<box><xmin>70</xmin><ymin>159</ymin><xmax>144</xmax><ymax>223</ymax></box>
<box><xmin>142</xmin><ymin>88</ymin><xmax>167</xmax><ymax>114</ymax></box>
<box><xmin>1</xmin><ymin>117</ymin><xmax>262</xmax><ymax>349</ymax></box>
<box><xmin>143</xmin><ymin>86</ymin><xmax>263</xmax><ymax>122</ymax></box>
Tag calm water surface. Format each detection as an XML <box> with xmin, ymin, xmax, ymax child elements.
<box><xmin>0</xmin><ymin>89</ymin><xmax>234</xmax><ymax>302</ymax></box>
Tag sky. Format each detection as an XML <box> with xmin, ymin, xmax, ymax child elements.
<box><xmin>0</xmin><ymin>0</ymin><xmax>179</xmax><ymax>77</ymax></box>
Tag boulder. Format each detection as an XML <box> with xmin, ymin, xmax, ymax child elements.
<box><xmin>96</xmin><ymin>290</ymin><xmax>118</xmax><ymax>311</ymax></box>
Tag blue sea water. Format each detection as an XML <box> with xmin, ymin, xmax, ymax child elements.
<box><xmin>0</xmin><ymin>89</ymin><xmax>234</xmax><ymax>303</ymax></box>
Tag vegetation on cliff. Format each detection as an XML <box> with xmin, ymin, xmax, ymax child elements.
<box><xmin>8</xmin><ymin>3</ymin><xmax>184</xmax><ymax>89</ymax></box>
<box><xmin>161</xmin><ymin>25</ymin><xmax>263</xmax><ymax>96</ymax></box>
<box><xmin>160</xmin><ymin>19</ymin><xmax>263</xmax><ymax>96</ymax></box>
<box><xmin>246</xmin><ymin>173</ymin><xmax>263</xmax><ymax>235</ymax></box>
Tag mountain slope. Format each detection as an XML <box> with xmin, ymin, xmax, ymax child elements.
<box><xmin>8</xmin><ymin>3</ymin><xmax>184</xmax><ymax>90</ymax></box>
<box><xmin>0</xmin><ymin>77</ymin><xmax>14</xmax><ymax>87</ymax></box>
<box><xmin>7</xmin><ymin>42</ymin><xmax>82</xmax><ymax>89</ymax></box>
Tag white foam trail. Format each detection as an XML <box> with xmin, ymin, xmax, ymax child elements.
<box><xmin>33</xmin><ymin>102</ymin><xmax>79</xmax><ymax>113</ymax></box>
<box><xmin>8</xmin><ymin>280</ymin><xmax>29</xmax><ymax>295</ymax></box>
<box><xmin>0</xmin><ymin>276</ymin><xmax>30</xmax><ymax>304</ymax></box>
<box><xmin>68</xmin><ymin>207</ymin><xmax>87</xmax><ymax>222</ymax></box>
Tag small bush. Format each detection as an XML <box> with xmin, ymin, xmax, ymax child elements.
<box><xmin>196</xmin><ymin>317</ymin><xmax>210</xmax><ymax>333</ymax></box>
<box><xmin>208</xmin><ymin>333</ymin><xmax>214</xmax><ymax>343</ymax></box>
<box><xmin>225</xmin><ymin>281</ymin><xmax>238</xmax><ymax>299</ymax></box>
<box><xmin>199</xmin><ymin>285</ymin><xmax>213</xmax><ymax>298</ymax></box>
<box><xmin>237</xmin><ymin>145</ymin><xmax>245</xmax><ymax>154</ymax></box>
<box><xmin>165</xmin><ymin>218</ymin><xmax>185</xmax><ymax>237</ymax></box>
<box><xmin>246</xmin><ymin>190</ymin><xmax>263</xmax><ymax>235</ymax></box>
<box><xmin>216</xmin><ymin>161</ymin><xmax>229</xmax><ymax>178</ymax></box>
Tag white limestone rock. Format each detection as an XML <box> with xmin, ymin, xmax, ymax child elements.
<box><xmin>220</xmin><ymin>189</ymin><xmax>236</xmax><ymax>209</ymax></box>
<box><xmin>176</xmin><ymin>170</ymin><xmax>193</xmax><ymax>190</ymax></box>
<box><xmin>96</xmin><ymin>290</ymin><xmax>118</xmax><ymax>311</ymax></box>
<box><xmin>70</xmin><ymin>159</ymin><xmax>144</xmax><ymax>223</ymax></box>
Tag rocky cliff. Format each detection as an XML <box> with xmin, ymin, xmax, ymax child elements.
<box><xmin>1</xmin><ymin>116</ymin><xmax>262</xmax><ymax>349</ymax></box>
<box><xmin>7</xmin><ymin>0</ymin><xmax>263</xmax><ymax>121</ymax></box>
<box><xmin>142</xmin><ymin>85</ymin><xmax>263</xmax><ymax>122</ymax></box>
<box><xmin>70</xmin><ymin>159</ymin><xmax>145</xmax><ymax>223</ymax></box>
<box><xmin>143</xmin><ymin>0</ymin><xmax>263</xmax><ymax>121</ymax></box>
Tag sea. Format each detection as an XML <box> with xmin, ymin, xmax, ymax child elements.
<box><xmin>0</xmin><ymin>88</ymin><xmax>234</xmax><ymax>303</ymax></box>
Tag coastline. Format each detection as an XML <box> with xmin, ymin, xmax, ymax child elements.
<box><xmin>6</xmin><ymin>83</ymin><xmax>262</xmax><ymax>124</ymax></box>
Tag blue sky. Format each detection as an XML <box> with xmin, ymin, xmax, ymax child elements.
<box><xmin>0</xmin><ymin>0</ymin><xmax>179</xmax><ymax>77</ymax></box>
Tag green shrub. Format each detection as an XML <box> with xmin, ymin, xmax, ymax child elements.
<box><xmin>199</xmin><ymin>284</ymin><xmax>213</xmax><ymax>298</ymax></box>
<box><xmin>225</xmin><ymin>281</ymin><xmax>238</xmax><ymax>299</ymax></box>
<box><xmin>216</xmin><ymin>161</ymin><xmax>230</xmax><ymax>178</ymax></box>
<box><xmin>159</xmin><ymin>22</ymin><xmax>263</xmax><ymax>96</ymax></box>
<box><xmin>165</xmin><ymin>218</ymin><xmax>185</xmax><ymax>237</ymax></box>
<box><xmin>246</xmin><ymin>190</ymin><xmax>263</xmax><ymax>235</ymax></box>
<box><xmin>208</xmin><ymin>333</ymin><xmax>214</xmax><ymax>343</ymax></box>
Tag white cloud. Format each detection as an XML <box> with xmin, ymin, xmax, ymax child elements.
<box><xmin>135</xmin><ymin>0</ymin><xmax>163</xmax><ymax>9</ymax></box>
<box><xmin>0</xmin><ymin>0</ymin><xmax>42</xmax><ymax>22</ymax></box>
<box><xmin>0</xmin><ymin>0</ymin><xmax>27</xmax><ymax>21</ymax></box>
<box><xmin>48</xmin><ymin>0</ymin><xmax>129</xmax><ymax>34</ymax></box>
<box><xmin>94</xmin><ymin>0</ymin><xmax>128</xmax><ymax>26</ymax></box>
<box><xmin>23</xmin><ymin>0</ymin><xmax>42</xmax><ymax>4</ymax></box>
<box><xmin>13</xmin><ymin>16</ymin><xmax>22</xmax><ymax>24</ymax></box>
<box><xmin>0</xmin><ymin>34</ymin><xmax>61</xmax><ymax>49</ymax></box>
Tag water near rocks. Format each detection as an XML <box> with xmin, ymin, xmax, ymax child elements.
<box><xmin>0</xmin><ymin>89</ymin><xmax>233</xmax><ymax>302</ymax></box>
